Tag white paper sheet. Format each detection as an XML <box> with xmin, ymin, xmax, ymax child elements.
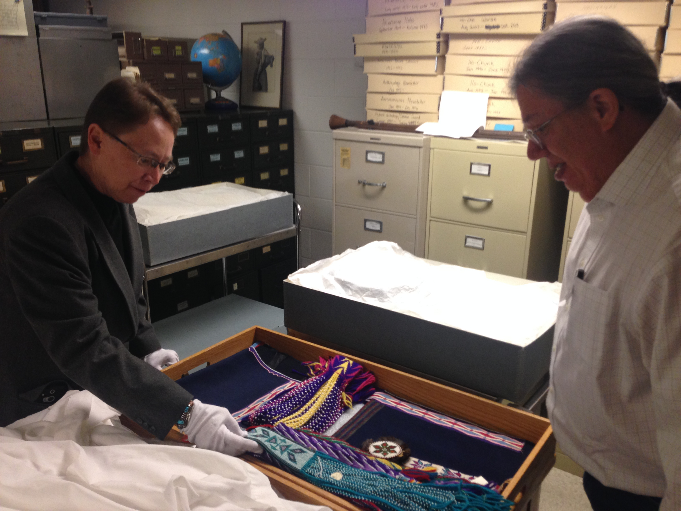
<box><xmin>416</xmin><ymin>90</ymin><xmax>488</xmax><ymax>139</ymax></box>
<box><xmin>288</xmin><ymin>241</ymin><xmax>562</xmax><ymax>347</ymax></box>
<box><xmin>134</xmin><ymin>182</ymin><xmax>289</xmax><ymax>226</ymax></box>
<box><xmin>0</xmin><ymin>391</ymin><xmax>330</xmax><ymax>511</ymax></box>
<box><xmin>0</xmin><ymin>0</ymin><xmax>28</xmax><ymax>36</ymax></box>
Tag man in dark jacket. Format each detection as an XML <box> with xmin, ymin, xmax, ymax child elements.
<box><xmin>0</xmin><ymin>78</ymin><xmax>259</xmax><ymax>457</ymax></box>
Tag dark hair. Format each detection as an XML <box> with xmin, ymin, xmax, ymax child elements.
<box><xmin>510</xmin><ymin>16</ymin><xmax>666</xmax><ymax>119</ymax></box>
<box><xmin>79</xmin><ymin>78</ymin><xmax>181</xmax><ymax>155</ymax></box>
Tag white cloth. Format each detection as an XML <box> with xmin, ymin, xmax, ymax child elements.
<box><xmin>185</xmin><ymin>399</ymin><xmax>262</xmax><ymax>457</ymax></box>
<box><xmin>550</xmin><ymin>100</ymin><xmax>681</xmax><ymax>509</ymax></box>
<box><xmin>0</xmin><ymin>390</ymin><xmax>329</xmax><ymax>511</ymax></box>
<box><xmin>144</xmin><ymin>348</ymin><xmax>179</xmax><ymax>370</ymax></box>
<box><xmin>133</xmin><ymin>182</ymin><xmax>288</xmax><ymax>226</ymax></box>
<box><xmin>288</xmin><ymin>241</ymin><xmax>561</xmax><ymax>347</ymax></box>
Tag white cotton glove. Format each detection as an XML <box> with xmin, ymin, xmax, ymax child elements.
<box><xmin>184</xmin><ymin>399</ymin><xmax>263</xmax><ymax>456</ymax></box>
<box><xmin>143</xmin><ymin>348</ymin><xmax>179</xmax><ymax>370</ymax></box>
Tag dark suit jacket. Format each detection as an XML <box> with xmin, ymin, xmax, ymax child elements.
<box><xmin>0</xmin><ymin>152</ymin><xmax>192</xmax><ymax>437</ymax></box>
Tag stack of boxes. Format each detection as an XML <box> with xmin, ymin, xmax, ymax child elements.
<box><xmin>116</xmin><ymin>31</ymin><xmax>205</xmax><ymax>112</ymax></box>
<box><xmin>441</xmin><ymin>0</ymin><xmax>556</xmax><ymax>131</ymax></box>
<box><xmin>357</xmin><ymin>0</ymin><xmax>448</xmax><ymax>126</ymax></box>
<box><xmin>660</xmin><ymin>4</ymin><xmax>680</xmax><ymax>80</ymax></box>
<box><xmin>554</xmin><ymin>1</ymin><xmax>668</xmax><ymax>72</ymax></box>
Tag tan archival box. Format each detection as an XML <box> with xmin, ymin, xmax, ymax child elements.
<box><xmin>366</xmin><ymin>10</ymin><xmax>444</xmax><ymax>34</ymax></box>
<box><xmin>353</xmin><ymin>30</ymin><xmax>443</xmax><ymax>44</ymax></box>
<box><xmin>487</xmin><ymin>98</ymin><xmax>522</xmax><ymax>119</ymax></box>
<box><xmin>442</xmin><ymin>11</ymin><xmax>555</xmax><ymax>34</ymax></box>
<box><xmin>555</xmin><ymin>1</ymin><xmax>670</xmax><ymax>26</ymax></box>
<box><xmin>443</xmin><ymin>0</ymin><xmax>556</xmax><ymax>17</ymax></box>
<box><xmin>444</xmin><ymin>74</ymin><xmax>513</xmax><ymax>98</ymax></box>
<box><xmin>164</xmin><ymin>326</ymin><xmax>556</xmax><ymax>511</ymax></box>
<box><xmin>367</xmin><ymin>0</ymin><xmax>447</xmax><ymax>16</ymax></box>
<box><xmin>445</xmin><ymin>54</ymin><xmax>518</xmax><ymax>77</ymax></box>
<box><xmin>355</xmin><ymin>40</ymin><xmax>447</xmax><ymax>57</ymax></box>
<box><xmin>368</xmin><ymin>73</ymin><xmax>445</xmax><ymax>93</ymax></box>
<box><xmin>364</xmin><ymin>56</ymin><xmax>445</xmax><ymax>75</ymax></box>
<box><xmin>366</xmin><ymin>92</ymin><xmax>441</xmax><ymax>112</ymax></box>
<box><xmin>447</xmin><ymin>35</ymin><xmax>533</xmax><ymax>56</ymax></box>
<box><xmin>366</xmin><ymin>109</ymin><xmax>439</xmax><ymax>124</ymax></box>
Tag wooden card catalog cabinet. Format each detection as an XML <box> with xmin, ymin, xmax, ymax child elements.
<box><xmin>426</xmin><ymin>137</ymin><xmax>568</xmax><ymax>281</ymax></box>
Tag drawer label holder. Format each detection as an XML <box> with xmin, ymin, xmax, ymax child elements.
<box><xmin>366</xmin><ymin>150</ymin><xmax>385</xmax><ymax>164</ymax></box>
<box><xmin>470</xmin><ymin>162</ymin><xmax>491</xmax><ymax>176</ymax></box>
<box><xmin>464</xmin><ymin>235</ymin><xmax>485</xmax><ymax>250</ymax></box>
<box><xmin>23</xmin><ymin>138</ymin><xmax>44</xmax><ymax>152</ymax></box>
<box><xmin>340</xmin><ymin>147</ymin><xmax>351</xmax><ymax>169</ymax></box>
<box><xmin>364</xmin><ymin>219</ymin><xmax>383</xmax><ymax>233</ymax></box>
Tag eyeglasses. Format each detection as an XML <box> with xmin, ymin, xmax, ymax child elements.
<box><xmin>524</xmin><ymin>108</ymin><xmax>572</xmax><ymax>150</ymax></box>
<box><xmin>103</xmin><ymin>130</ymin><xmax>175</xmax><ymax>175</ymax></box>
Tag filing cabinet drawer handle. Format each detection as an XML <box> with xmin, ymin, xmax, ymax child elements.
<box><xmin>358</xmin><ymin>179</ymin><xmax>387</xmax><ymax>188</ymax></box>
<box><xmin>0</xmin><ymin>158</ymin><xmax>29</xmax><ymax>166</ymax></box>
<box><xmin>463</xmin><ymin>195</ymin><xmax>493</xmax><ymax>204</ymax></box>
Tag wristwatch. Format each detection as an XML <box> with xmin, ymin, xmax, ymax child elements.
<box><xmin>177</xmin><ymin>400</ymin><xmax>194</xmax><ymax>431</ymax></box>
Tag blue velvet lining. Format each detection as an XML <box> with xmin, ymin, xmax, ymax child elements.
<box><xmin>176</xmin><ymin>346</ymin><xmax>296</xmax><ymax>413</ymax></box>
<box><xmin>335</xmin><ymin>400</ymin><xmax>534</xmax><ymax>485</ymax></box>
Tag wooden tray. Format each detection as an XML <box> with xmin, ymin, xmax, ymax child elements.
<box><xmin>163</xmin><ymin>326</ymin><xmax>555</xmax><ymax>511</ymax></box>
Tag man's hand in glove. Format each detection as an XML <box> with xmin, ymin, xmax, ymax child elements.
<box><xmin>143</xmin><ymin>348</ymin><xmax>179</xmax><ymax>370</ymax></box>
<box><xmin>184</xmin><ymin>399</ymin><xmax>262</xmax><ymax>456</ymax></box>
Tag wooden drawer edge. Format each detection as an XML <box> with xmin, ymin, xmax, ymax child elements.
<box><xmin>503</xmin><ymin>427</ymin><xmax>556</xmax><ymax>507</ymax></box>
<box><xmin>164</xmin><ymin>326</ymin><xmax>554</xmax><ymax>510</ymax></box>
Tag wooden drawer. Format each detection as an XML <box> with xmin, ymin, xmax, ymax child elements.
<box><xmin>428</xmin><ymin>220</ymin><xmax>527</xmax><ymax>278</ymax></box>
<box><xmin>429</xmin><ymin>149</ymin><xmax>535</xmax><ymax>232</ymax></box>
<box><xmin>335</xmin><ymin>140</ymin><xmax>420</xmax><ymax>216</ymax></box>
<box><xmin>334</xmin><ymin>205</ymin><xmax>417</xmax><ymax>255</ymax></box>
<box><xmin>163</xmin><ymin>326</ymin><xmax>555</xmax><ymax>511</ymax></box>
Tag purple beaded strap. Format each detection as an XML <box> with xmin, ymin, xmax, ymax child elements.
<box><xmin>272</xmin><ymin>424</ymin><xmax>402</xmax><ymax>477</ymax></box>
<box><xmin>242</xmin><ymin>355</ymin><xmax>376</xmax><ymax>433</ymax></box>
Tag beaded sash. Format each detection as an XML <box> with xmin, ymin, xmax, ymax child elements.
<box><xmin>248</xmin><ymin>427</ymin><xmax>514</xmax><ymax>511</ymax></box>
<box><xmin>242</xmin><ymin>355</ymin><xmax>376</xmax><ymax>433</ymax></box>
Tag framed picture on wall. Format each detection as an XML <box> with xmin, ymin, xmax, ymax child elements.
<box><xmin>240</xmin><ymin>21</ymin><xmax>285</xmax><ymax>109</ymax></box>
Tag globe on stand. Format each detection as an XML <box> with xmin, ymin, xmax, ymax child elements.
<box><xmin>191</xmin><ymin>31</ymin><xmax>242</xmax><ymax>111</ymax></box>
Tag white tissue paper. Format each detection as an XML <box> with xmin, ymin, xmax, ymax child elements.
<box><xmin>288</xmin><ymin>241</ymin><xmax>562</xmax><ymax>347</ymax></box>
<box><xmin>134</xmin><ymin>182</ymin><xmax>289</xmax><ymax>226</ymax></box>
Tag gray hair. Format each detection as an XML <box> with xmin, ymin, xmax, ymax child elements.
<box><xmin>510</xmin><ymin>16</ymin><xmax>665</xmax><ymax>118</ymax></box>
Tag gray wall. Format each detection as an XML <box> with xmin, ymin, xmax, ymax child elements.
<box><xmin>50</xmin><ymin>0</ymin><xmax>368</xmax><ymax>267</ymax></box>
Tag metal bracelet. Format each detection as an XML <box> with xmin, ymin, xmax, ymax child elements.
<box><xmin>177</xmin><ymin>400</ymin><xmax>194</xmax><ymax>430</ymax></box>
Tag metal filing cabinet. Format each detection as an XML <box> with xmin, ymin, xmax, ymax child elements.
<box><xmin>426</xmin><ymin>137</ymin><xmax>568</xmax><ymax>282</ymax></box>
<box><xmin>332</xmin><ymin>128</ymin><xmax>431</xmax><ymax>256</ymax></box>
<box><xmin>153</xmin><ymin>117</ymin><xmax>201</xmax><ymax>192</ymax></box>
<box><xmin>35</xmin><ymin>20</ymin><xmax>120</xmax><ymax>120</ymax></box>
<box><xmin>197</xmin><ymin>112</ymin><xmax>251</xmax><ymax>186</ymax></box>
<box><xmin>52</xmin><ymin>118</ymin><xmax>84</xmax><ymax>157</ymax></box>
<box><xmin>558</xmin><ymin>192</ymin><xmax>586</xmax><ymax>282</ymax></box>
<box><xmin>249</xmin><ymin>110</ymin><xmax>294</xmax><ymax>194</ymax></box>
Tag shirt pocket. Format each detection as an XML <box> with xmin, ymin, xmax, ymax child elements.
<box><xmin>565</xmin><ymin>277</ymin><xmax>613</xmax><ymax>372</ymax></box>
